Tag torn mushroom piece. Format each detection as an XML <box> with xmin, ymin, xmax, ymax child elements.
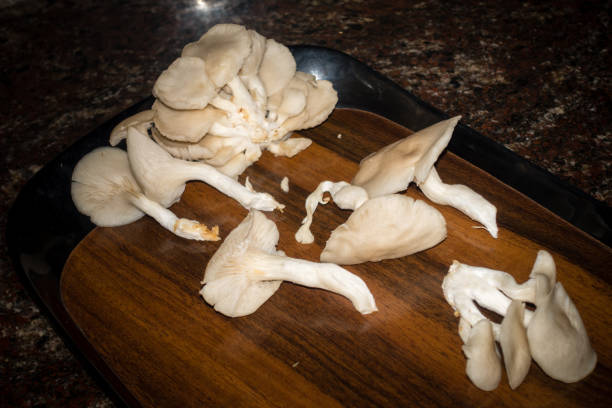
<box><xmin>320</xmin><ymin>194</ymin><xmax>447</xmax><ymax>265</ymax></box>
<box><xmin>200</xmin><ymin>210</ymin><xmax>377</xmax><ymax>317</ymax></box>
<box><xmin>526</xmin><ymin>251</ymin><xmax>597</xmax><ymax>383</ymax></box>
<box><xmin>71</xmin><ymin>147</ymin><xmax>219</xmax><ymax>241</ymax></box>
<box><xmin>126</xmin><ymin>127</ymin><xmax>283</xmax><ymax>211</ymax></box>
<box><xmin>351</xmin><ymin>116</ymin><xmax>498</xmax><ymax>238</ymax></box>
<box><xmin>295</xmin><ymin>181</ymin><xmax>369</xmax><ymax>244</ymax></box>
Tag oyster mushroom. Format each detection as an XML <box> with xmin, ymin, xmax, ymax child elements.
<box><xmin>499</xmin><ymin>300</ymin><xmax>532</xmax><ymax>389</ymax></box>
<box><xmin>527</xmin><ymin>252</ymin><xmax>597</xmax><ymax>383</ymax></box>
<box><xmin>126</xmin><ymin>126</ymin><xmax>282</xmax><ymax>211</ymax></box>
<box><xmin>462</xmin><ymin>319</ymin><xmax>503</xmax><ymax>391</ymax></box>
<box><xmin>200</xmin><ymin>210</ymin><xmax>377</xmax><ymax>317</ymax></box>
<box><xmin>352</xmin><ymin>116</ymin><xmax>498</xmax><ymax>237</ymax></box>
<box><xmin>71</xmin><ymin>147</ymin><xmax>219</xmax><ymax>241</ymax></box>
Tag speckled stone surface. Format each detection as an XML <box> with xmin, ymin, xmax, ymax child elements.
<box><xmin>1</xmin><ymin>0</ymin><xmax>610</xmax><ymax>406</ymax></box>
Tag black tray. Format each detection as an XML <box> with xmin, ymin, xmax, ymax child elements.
<box><xmin>7</xmin><ymin>46</ymin><xmax>611</xmax><ymax>407</ymax></box>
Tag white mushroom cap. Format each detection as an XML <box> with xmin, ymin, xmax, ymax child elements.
<box><xmin>152</xmin><ymin>57</ymin><xmax>217</xmax><ymax>110</ymax></box>
<box><xmin>258</xmin><ymin>38</ymin><xmax>297</xmax><ymax>96</ymax></box>
<box><xmin>71</xmin><ymin>147</ymin><xmax>145</xmax><ymax>226</ymax></box>
<box><xmin>527</xmin><ymin>252</ymin><xmax>597</xmax><ymax>383</ymax></box>
<box><xmin>152</xmin><ymin>99</ymin><xmax>224</xmax><ymax>143</ymax></box>
<box><xmin>298</xmin><ymin>79</ymin><xmax>338</xmax><ymax>130</ymax></box>
<box><xmin>320</xmin><ymin>194</ymin><xmax>447</xmax><ymax>265</ymax></box>
<box><xmin>201</xmin><ymin>211</ymin><xmax>377</xmax><ymax>317</ymax></box>
<box><xmin>462</xmin><ymin>319</ymin><xmax>503</xmax><ymax>391</ymax></box>
<box><xmin>352</xmin><ymin>116</ymin><xmax>461</xmax><ymax>198</ymax></box>
<box><xmin>240</xmin><ymin>29</ymin><xmax>267</xmax><ymax>78</ymax></box>
<box><xmin>182</xmin><ymin>23</ymin><xmax>252</xmax><ymax>88</ymax></box>
<box><xmin>499</xmin><ymin>300</ymin><xmax>532</xmax><ymax>389</ymax></box>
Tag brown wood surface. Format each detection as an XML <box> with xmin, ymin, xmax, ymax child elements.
<box><xmin>61</xmin><ymin>109</ymin><xmax>612</xmax><ymax>407</ymax></box>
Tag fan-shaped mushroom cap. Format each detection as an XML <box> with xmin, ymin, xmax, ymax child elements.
<box><xmin>182</xmin><ymin>23</ymin><xmax>252</xmax><ymax>88</ymax></box>
<box><xmin>462</xmin><ymin>319</ymin><xmax>502</xmax><ymax>391</ymax></box>
<box><xmin>201</xmin><ymin>210</ymin><xmax>282</xmax><ymax>317</ymax></box>
<box><xmin>298</xmin><ymin>79</ymin><xmax>338</xmax><ymax>130</ymax></box>
<box><xmin>71</xmin><ymin>147</ymin><xmax>145</xmax><ymax>226</ymax></box>
<box><xmin>527</xmin><ymin>272</ymin><xmax>597</xmax><ymax>383</ymax></box>
<box><xmin>499</xmin><ymin>300</ymin><xmax>531</xmax><ymax>389</ymax></box>
<box><xmin>320</xmin><ymin>194</ymin><xmax>446</xmax><ymax>265</ymax></box>
<box><xmin>152</xmin><ymin>100</ymin><xmax>224</xmax><ymax>143</ymax></box>
<box><xmin>258</xmin><ymin>38</ymin><xmax>297</xmax><ymax>96</ymax></box>
<box><xmin>266</xmin><ymin>137</ymin><xmax>312</xmax><ymax>158</ymax></box>
<box><xmin>153</xmin><ymin>57</ymin><xmax>217</xmax><ymax>110</ymax></box>
<box><xmin>352</xmin><ymin>116</ymin><xmax>461</xmax><ymax>198</ymax></box>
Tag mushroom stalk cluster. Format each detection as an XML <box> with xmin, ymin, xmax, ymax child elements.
<box><xmin>442</xmin><ymin>250</ymin><xmax>597</xmax><ymax>390</ymax></box>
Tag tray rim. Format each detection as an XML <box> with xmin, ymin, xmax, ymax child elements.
<box><xmin>6</xmin><ymin>45</ymin><xmax>611</xmax><ymax>407</ymax></box>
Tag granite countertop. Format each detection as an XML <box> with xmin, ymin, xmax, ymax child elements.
<box><xmin>1</xmin><ymin>0</ymin><xmax>610</xmax><ymax>406</ymax></box>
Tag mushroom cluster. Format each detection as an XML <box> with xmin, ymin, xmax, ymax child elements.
<box><xmin>109</xmin><ymin>23</ymin><xmax>338</xmax><ymax>179</ymax></box>
<box><xmin>442</xmin><ymin>250</ymin><xmax>597</xmax><ymax>390</ymax></box>
<box><xmin>295</xmin><ymin>115</ymin><xmax>496</xmax><ymax>264</ymax></box>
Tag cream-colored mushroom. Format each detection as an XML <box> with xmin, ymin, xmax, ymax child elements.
<box><xmin>499</xmin><ymin>300</ymin><xmax>531</xmax><ymax>389</ymax></box>
<box><xmin>126</xmin><ymin>127</ymin><xmax>282</xmax><ymax>211</ymax></box>
<box><xmin>71</xmin><ymin>147</ymin><xmax>219</xmax><ymax>241</ymax></box>
<box><xmin>351</xmin><ymin>116</ymin><xmax>498</xmax><ymax>238</ymax></box>
<box><xmin>320</xmin><ymin>194</ymin><xmax>447</xmax><ymax>264</ymax></box>
<box><xmin>258</xmin><ymin>38</ymin><xmax>297</xmax><ymax>97</ymax></box>
<box><xmin>526</xmin><ymin>251</ymin><xmax>597</xmax><ymax>383</ymax></box>
<box><xmin>462</xmin><ymin>319</ymin><xmax>503</xmax><ymax>391</ymax></box>
<box><xmin>200</xmin><ymin>210</ymin><xmax>377</xmax><ymax>317</ymax></box>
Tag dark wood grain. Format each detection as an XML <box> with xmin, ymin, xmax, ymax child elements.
<box><xmin>61</xmin><ymin>109</ymin><xmax>612</xmax><ymax>407</ymax></box>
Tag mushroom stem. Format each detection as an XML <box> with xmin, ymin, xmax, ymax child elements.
<box><xmin>177</xmin><ymin>160</ymin><xmax>283</xmax><ymax>211</ymax></box>
<box><xmin>127</xmin><ymin>191</ymin><xmax>219</xmax><ymax>241</ymax></box>
<box><xmin>419</xmin><ymin>167</ymin><xmax>498</xmax><ymax>238</ymax></box>
<box><xmin>245</xmin><ymin>249</ymin><xmax>378</xmax><ymax>314</ymax></box>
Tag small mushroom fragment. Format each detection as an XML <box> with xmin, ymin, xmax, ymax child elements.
<box><xmin>71</xmin><ymin>147</ymin><xmax>219</xmax><ymax>241</ymax></box>
<box><xmin>200</xmin><ymin>210</ymin><xmax>377</xmax><ymax>317</ymax></box>
<box><xmin>462</xmin><ymin>319</ymin><xmax>503</xmax><ymax>391</ymax></box>
<box><xmin>527</xmin><ymin>252</ymin><xmax>597</xmax><ymax>383</ymax></box>
<box><xmin>352</xmin><ymin>116</ymin><xmax>498</xmax><ymax>238</ymax></box>
<box><xmin>295</xmin><ymin>181</ymin><xmax>368</xmax><ymax>244</ymax></box>
<box><xmin>126</xmin><ymin>127</ymin><xmax>283</xmax><ymax>211</ymax></box>
<box><xmin>320</xmin><ymin>194</ymin><xmax>447</xmax><ymax>265</ymax></box>
<box><xmin>499</xmin><ymin>300</ymin><xmax>531</xmax><ymax>389</ymax></box>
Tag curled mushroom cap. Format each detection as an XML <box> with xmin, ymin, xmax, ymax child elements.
<box><xmin>320</xmin><ymin>194</ymin><xmax>447</xmax><ymax>265</ymax></box>
<box><xmin>462</xmin><ymin>319</ymin><xmax>503</xmax><ymax>391</ymax></box>
<box><xmin>527</xmin><ymin>251</ymin><xmax>597</xmax><ymax>383</ymax></box>
<box><xmin>200</xmin><ymin>210</ymin><xmax>377</xmax><ymax>317</ymax></box>
<box><xmin>499</xmin><ymin>300</ymin><xmax>531</xmax><ymax>389</ymax></box>
<box><xmin>153</xmin><ymin>57</ymin><xmax>217</xmax><ymax>110</ymax></box>
<box><xmin>71</xmin><ymin>147</ymin><xmax>219</xmax><ymax>241</ymax></box>
<box><xmin>126</xmin><ymin>127</ymin><xmax>282</xmax><ymax>211</ymax></box>
<box><xmin>352</xmin><ymin>116</ymin><xmax>461</xmax><ymax>198</ymax></box>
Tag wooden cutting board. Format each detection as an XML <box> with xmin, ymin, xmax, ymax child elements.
<box><xmin>61</xmin><ymin>109</ymin><xmax>611</xmax><ymax>407</ymax></box>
